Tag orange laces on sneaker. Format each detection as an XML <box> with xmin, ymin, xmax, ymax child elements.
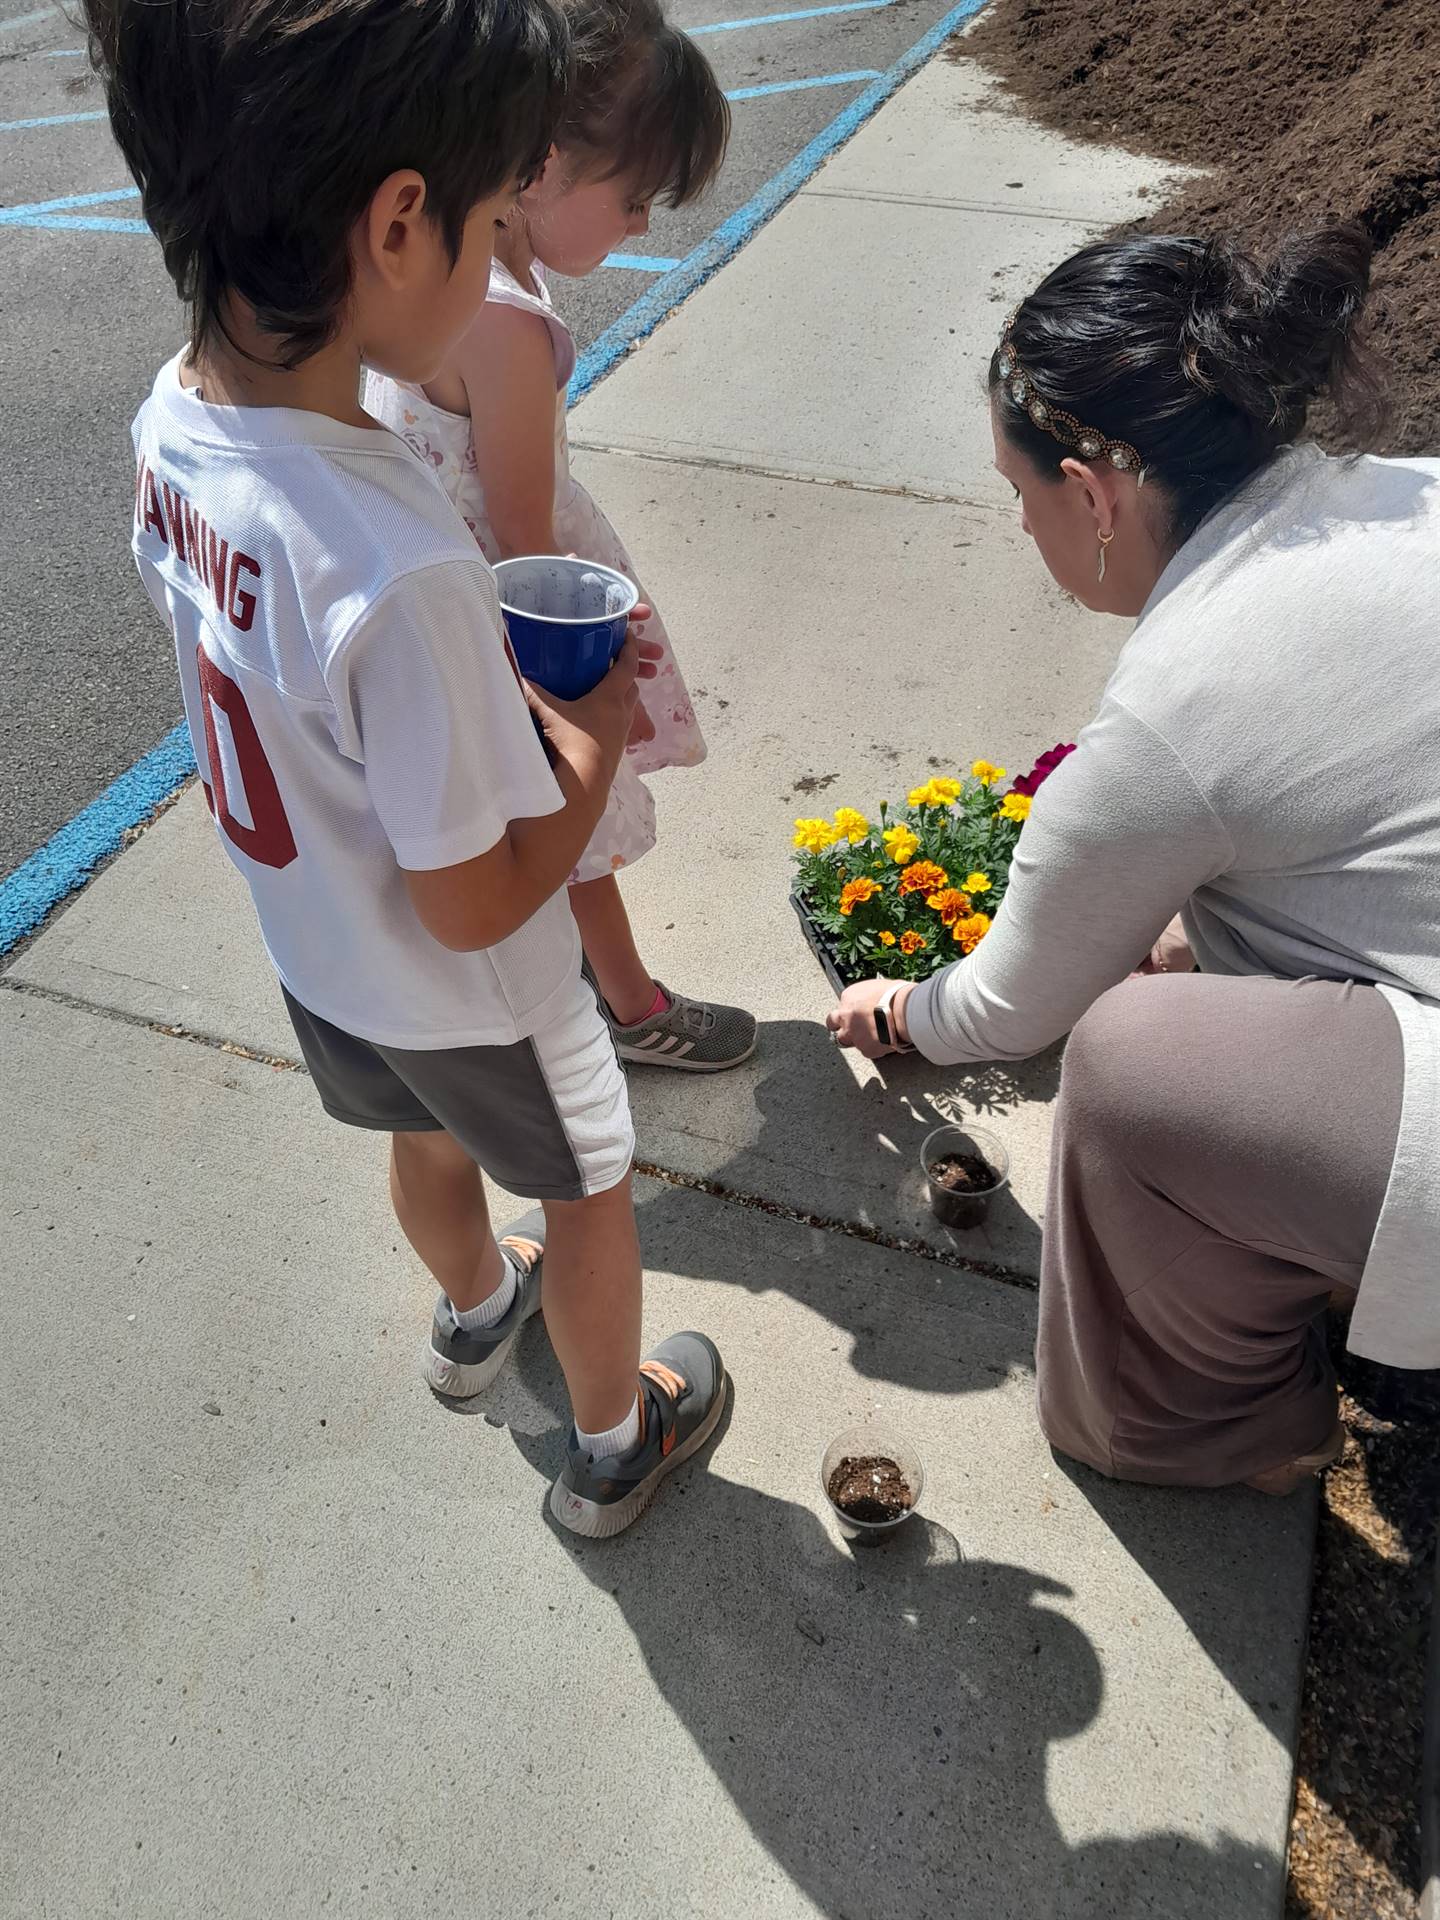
<box><xmin>639</xmin><ymin>1360</ymin><xmax>687</xmax><ymax>1403</ymax></box>
<box><xmin>499</xmin><ymin>1234</ymin><xmax>543</xmax><ymax>1275</ymax></box>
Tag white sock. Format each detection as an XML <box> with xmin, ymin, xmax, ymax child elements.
<box><xmin>449</xmin><ymin>1249</ymin><xmax>519</xmax><ymax>1331</ymax></box>
<box><xmin>576</xmin><ymin>1395</ymin><xmax>642</xmax><ymax>1462</ymax></box>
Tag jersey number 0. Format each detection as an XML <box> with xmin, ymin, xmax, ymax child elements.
<box><xmin>196</xmin><ymin>646</ymin><xmax>298</xmax><ymax>870</ymax></box>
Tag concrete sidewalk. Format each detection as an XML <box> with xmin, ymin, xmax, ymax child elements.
<box><xmin>3</xmin><ymin>42</ymin><xmax>1305</xmax><ymax>1920</ymax></box>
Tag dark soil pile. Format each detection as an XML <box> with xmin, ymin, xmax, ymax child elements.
<box><xmin>961</xmin><ymin>0</ymin><xmax>1440</xmax><ymax>454</ymax></box>
<box><xmin>1285</xmin><ymin>1334</ymin><xmax>1440</xmax><ymax>1920</ymax></box>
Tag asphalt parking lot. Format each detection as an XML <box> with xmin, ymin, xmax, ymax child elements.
<box><xmin>0</xmin><ymin>0</ymin><xmax>959</xmax><ymax>879</ymax></box>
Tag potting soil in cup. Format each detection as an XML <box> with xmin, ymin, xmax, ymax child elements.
<box><xmin>826</xmin><ymin>1455</ymin><xmax>915</xmax><ymax>1525</ymax></box>
<box><xmin>928</xmin><ymin>1152</ymin><xmax>1000</xmax><ymax>1230</ymax></box>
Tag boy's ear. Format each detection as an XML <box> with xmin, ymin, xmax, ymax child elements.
<box><xmin>361</xmin><ymin>169</ymin><xmax>430</xmax><ymax>290</ymax></box>
<box><xmin>520</xmin><ymin>145</ymin><xmax>563</xmax><ymax>201</ymax></box>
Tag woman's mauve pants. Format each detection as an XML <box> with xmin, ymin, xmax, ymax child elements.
<box><xmin>1037</xmin><ymin>973</ymin><xmax>1403</xmax><ymax>1486</ymax></box>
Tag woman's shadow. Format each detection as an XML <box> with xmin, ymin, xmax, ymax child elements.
<box><xmin>503</xmin><ymin>1352</ymin><xmax>1274</xmax><ymax>1920</ymax></box>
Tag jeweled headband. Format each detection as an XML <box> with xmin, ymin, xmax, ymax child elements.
<box><xmin>997</xmin><ymin>308</ymin><xmax>1146</xmax><ymax>481</ymax></box>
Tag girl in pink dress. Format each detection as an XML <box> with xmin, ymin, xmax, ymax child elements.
<box><xmin>366</xmin><ymin>0</ymin><xmax>755</xmax><ymax>1072</ymax></box>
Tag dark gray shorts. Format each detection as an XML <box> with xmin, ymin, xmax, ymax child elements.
<box><xmin>281</xmin><ymin>975</ymin><xmax>634</xmax><ymax>1202</ymax></box>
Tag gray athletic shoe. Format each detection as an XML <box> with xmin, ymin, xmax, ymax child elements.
<box><xmin>549</xmin><ymin>1332</ymin><xmax>728</xmax><ymax>1538</ymax></box>
<box><xmin>422</xmin><ymin>1216</ymin><xmax>545</xmax><ymax>1399</ymax></box>
<box><xmin>611</xmin><ymin>983</ymin><xmax>756</xmax><ymax>1072</ymax></box>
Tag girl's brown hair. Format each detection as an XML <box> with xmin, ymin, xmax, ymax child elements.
<box><xmin>558</xmin><ymin>0</ymin><xmax>730</xmax><ymax>206</ymax></box>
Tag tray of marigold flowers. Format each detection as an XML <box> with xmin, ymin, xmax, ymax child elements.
<box><xmin>789</xmin><ymin>746</ymin><xmax>1075</xmax><ymax>992</ymax></box>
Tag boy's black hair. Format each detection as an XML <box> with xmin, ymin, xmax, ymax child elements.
<box><xmin>559</xmin><ymin>0</ymin><xmax>729</xmax><ymax>207</ymax></box>
<box><xmin>83</xmin><ymin>0</ymin><xmax>570</xmax><ymax>368</ymax></box>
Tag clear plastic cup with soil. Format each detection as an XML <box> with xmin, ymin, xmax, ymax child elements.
<box><xmin>922</xmin><ymin>1123</ymin><xmax>1010</xmax><ymax>1230</ymax></box>
<box><xmin>820</xmin><ymin>1425</ymin><xmax>925</xmax><ymax>1546</ymax></box>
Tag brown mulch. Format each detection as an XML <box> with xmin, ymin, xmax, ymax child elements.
<box><xmin>1283</xmin><ymin>1337</ymin><xmax>1440</xmax><ymax>1920</ymax></box>
<box><xmin>958</xmin><ymin>0</ymin><xmax>1440</xmax><ymax>456</ymax></box>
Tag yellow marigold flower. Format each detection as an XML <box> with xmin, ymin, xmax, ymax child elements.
<box><xmin>839</xmin><ymin>876</ymin><xmax>881</xmax><ymax>916</ymax></box>
<box><xmin>998</xmin><ymin>793</ymin><xmax>1032</xmax><ymax>823</ymax></box>
<box><xmin>878</xmin><ymin>930</ymin><xmax>897</xmax><ymax>947</ymax></box>
<box><xmin>899</xmin><ymin>930</ymin><xmax>927</xmax><ymax>955</ymax></box>
<box><xmin>964</xmin><ymin>871</ymin><xmax>993</xmax><ymax>893</ymax></box>
<box><xmin>926</xmin><ymin>887</ymin><xmax>973</xmax><ymax>928</ymax></box>
<box><xmin>971</xmin><ymin>760</ymin><xmax>1007</xmax><ymax>787</ymax></box>
<box><xmin>832</xmin><ymin>807</ymin><xmax>870</xmax><ymax>842</ymax></box>
<box><xmin>882</xmin><ymin>824</ymin><xmax>920</xmax><ymax>865</ymax></box>
<box><xmin>952</xmin><ymin>911</ymin><xmax>992</xmax><ymax>954</ymax></box>
<box><xmin>898</xmin><ymin>860</ymin><xmax>948</xmax><ymax>898</ymax></box>
<box><xmin>907</xmin><ymin>777</ymin><xmax>961</xmax><ymax>810</ymax></box>
<box><xmin>794</xmin><ymin>817</ymin><xmax>839</xmax><ymax>853</ymax></box>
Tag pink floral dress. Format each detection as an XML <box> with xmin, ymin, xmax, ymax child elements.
<box><xmin>364</xmin><ymin>260</ymin><xmax>706</xmax><ymax>884</ymax></box>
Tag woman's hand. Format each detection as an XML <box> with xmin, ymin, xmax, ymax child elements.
<box><xmin>826</xmin><ymin>978</ymin><xmax>914</xmax><ymax>1058</ymax></box>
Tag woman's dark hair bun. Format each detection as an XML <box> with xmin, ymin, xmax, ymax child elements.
<box><xmin>1179</xmin><ymin>225</ymin><xmax>1377</xmax><ymax>436</ymax></box>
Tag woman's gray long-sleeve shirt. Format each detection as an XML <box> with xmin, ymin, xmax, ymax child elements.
<box><xmin>904</xmin><ymin>445</ymin><xmax>1440</xmax><ymax>1367</ymax></box>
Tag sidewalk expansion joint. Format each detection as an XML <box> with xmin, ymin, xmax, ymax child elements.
<box><xmin>0</xmin><ymin>974</ymin><xmax>305</xmax><ymax>1071</ymax></box>
<box><xmin>0</xmin><ymin>974</ymin><xmax>1041</xmax><ymax>1293</ymax></box>
<box><xmin>802</xmin><ymin>184</ymin><xmax>1115</xmax><ymax>225</ymax></box>
<box><xmin>569</xmin><ymin>438</ymin><xmax>1012</xmax><ymax>511</ymax></box>
<box><xmin>633</xmin><ymin>1158</ymin><xmax>1040</xmax><ymax>1293</ymax></box>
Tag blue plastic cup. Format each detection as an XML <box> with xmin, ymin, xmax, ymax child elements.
<box><xmin>493</xmin><ymin>556</ymin><xmax>639</xmax><ymax>700</ymax></box>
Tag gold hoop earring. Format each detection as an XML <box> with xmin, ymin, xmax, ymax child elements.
<box><xmin>1097</xmin><ymin>529</ymin><xmax>1116</xmax><ymax>583</ymax></box>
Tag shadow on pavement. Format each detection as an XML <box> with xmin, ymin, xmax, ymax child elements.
<box><xmin>503</xmin><ymin>1341</ymin><xmax>1269</xmax><ymax>1920</ymax></box>
<box><xmin>631</xmin><ymin>1171</ymin><xmax>1040</xmax><ymax>1395</ymax></box>
<box><xmin>627</xmin><ymin>1016</ymin><xmax>1061</xmax><ymax>1290</ymax></box>
<box><xmin>1053</xmin><ymin>1450</ymin><xmax>1313</xmax><ymax>1749</ymax></box>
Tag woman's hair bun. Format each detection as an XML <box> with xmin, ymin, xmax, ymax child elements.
<box><xmin>1178</xmin><ymin>225</ymin><xmax>1376</xmax><ymax>435</ymax></box>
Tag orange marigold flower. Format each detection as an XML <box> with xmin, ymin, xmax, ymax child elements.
<box><xmin>925</xmin><ymin>887</ymin><xmax>973</xmax><ymax>928</ymax></box>
<box><xmin>897</xmin><ymin>860</ymin><xmax>948</xmax><ymax>898</ymax></box>
<box><xmin>899</xmin><ymin>930</ymin><xmax>927</xmax><ymax>955</ymax></box>
<box><xmin>951</xmin><ymin>911</ymin><xmax>992</xmax><ymax>953</ymax></box>
<box><xmin>878</xmin><ymin>929</ymin><xmax>897</xmax><ymax>947</ymax></box>
<box><xmin>839</xmin><ymin>876</ymin><xmax>881</xmax><ymax>916</ymax></box>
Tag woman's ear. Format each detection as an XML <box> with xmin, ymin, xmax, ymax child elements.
<box><xmin>1060</xmin><ymin>455</ymin><xmax>1121</xmax><ymax>537</ymax></box>
<box><xmin>361</xmin><ymin>170</ymin><xmax>429</xmax><ymax>292</ymax></box>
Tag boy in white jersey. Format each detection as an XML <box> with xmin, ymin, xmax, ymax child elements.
<box><xmin>86</xmin><ymin>0</ymin><xmax>727</xmax><ymax>1536</ymax></box>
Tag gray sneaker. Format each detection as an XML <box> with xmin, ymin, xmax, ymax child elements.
<box><xmin>422</xmin><ymin>1217</ymin><xmax>545</xmax><ymax>1399</ymax></box>
<box><xmin>612</xmin><ymin>983</ymin><xmax>756</xmax><ymax>1072</ymax></box>
<box><xmin>549</xmin><ymin>1332</ymin><xmax>728</xmax><ymax>1538</ymax></box>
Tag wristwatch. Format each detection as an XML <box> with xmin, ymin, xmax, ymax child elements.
<box><xmin>873</xmin><ymin>983</ymin><xmax>914</xmax><ymax>1053</ymax></box>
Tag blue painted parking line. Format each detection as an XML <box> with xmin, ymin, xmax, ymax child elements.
<box><xmin>604</xmin><ymin>253</ymin><xmax>682</xmax><ymax>272</ymax></box>
<box><xmin>0</xmin><ymin>725</ymin><xmax>195</xmax><ymax>954</ymax></box>
<box><xmin>3</xmin><ymin>210</ymin><xmax>148</xmax><ymax>231</ymax></box>
<box><xmin>693</xmin><ymin>0</ymin><xmax>890</xmax><ymax>35</ymax></box>
<box><xmin>0</xmin><ymin>5</ymin><xmax>60</xmax><ymax>30</ymax></box>
<box><xmin>1</xmin><ymin>187</ymin><xmax>140</xmax><ymax>213</ymax></box>
<box><xmin>0</xmin><ymin>193</ymin><xmax>679</xmax><ymax>256</ymax></box>
<box><xmin>726</xmin><ymin>67</ymin><xmax>879</xmax><ymax>100</ymax></box>
<box><xmin>0</xmin><ymin>186</ymin><xmax>145</xmax><ymax>232</ymax></box>
<box><xmin>0</xmin><ymin>109</ymin><xmax>107</xmax><ymax>131</ymax></box>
